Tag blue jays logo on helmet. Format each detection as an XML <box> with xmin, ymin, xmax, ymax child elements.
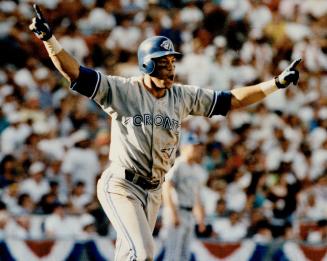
<box><xmin>137</xmin><ymin>36</ymin><xmax>181</xmax><ymax>74</ymax></box>
<box><xmin>160</xmin><ymin>40</ymin><xmax>173</xmax><ymax>51</ymax></box>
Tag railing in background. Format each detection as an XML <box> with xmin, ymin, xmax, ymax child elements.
<box><xmin>0</xmin><ymin>238</ymin><xmax>326</xmax><ymax>261</ymax></box>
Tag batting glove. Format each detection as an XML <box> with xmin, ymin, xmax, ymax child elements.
<box><xmin>275</xmin><ymin>58</ymin><xmax>301</xmax><ymax>89</ymax></box>
<box><xmin>29</xmin><ymin>4</ymin><xmax>52</xmax><ymax>41</ymax></box>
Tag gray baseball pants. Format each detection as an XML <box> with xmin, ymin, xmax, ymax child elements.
<box><xmin>97</xmin><ymin>172</ymin><xmax>162</xmax><ymax>261</ymax></box>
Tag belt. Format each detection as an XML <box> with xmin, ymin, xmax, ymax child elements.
<box><xmin>125</xmin><ymin>169</ymin><xmax>160</xmax><ymax>190</ymax></box>
<box><xmin>179</xmin><ymin>206</ymin><xmax>193</xmax><ymax>212</ymax></box>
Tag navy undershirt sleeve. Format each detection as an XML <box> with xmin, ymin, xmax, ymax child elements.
<box><xmin>208</xmin><ymin>91</ymin><xmax>232</xmax><ymax>117</ymax></box>
<box><xmin>70</xmin><ymin>66</ymin><xmax>100</xmax><ymax>99</ymax></box>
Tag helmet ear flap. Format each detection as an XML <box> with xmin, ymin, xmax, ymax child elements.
<box><xmin>142</xmin><ymin>57</ymin><xmax>155</xmax><ymax>74</ymax></box>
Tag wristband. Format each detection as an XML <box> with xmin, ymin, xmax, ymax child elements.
<box><xmin>43</xmin><ymin>36</ymin><xmax>63</xmax><ymax>56</ymax></box>
<box><xmin>260</xmin><ymin>80</ymin><xmax>278</xmax><ymax>96</ymax></box>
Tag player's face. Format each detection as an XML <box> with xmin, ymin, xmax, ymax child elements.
<box><xmin>151</xmin><ymin>55</ymin><xmax>176</xmax><ymax>88</ymax></box>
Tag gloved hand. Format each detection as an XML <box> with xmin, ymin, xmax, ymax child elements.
<box><xmin>275</xmin><ymin>58</ymin><xmax>301</xmax><ymax>89</ymax></box>
<box><xmin>29</xmin><ymin>4</ymin><xmax>52</xmax><ymax>41</ymax></box>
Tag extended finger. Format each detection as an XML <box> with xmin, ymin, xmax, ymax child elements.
<box><xmin>33</xmin><ymin>4</ymin><xmax>44</xmax><ymax>20</ymax></box>
<box><xmin>289</xmin><ymin>58</ymin><xmax>302</xmax><ymax>69</ymax></box>
<box><xmin>29</xmin><ymin>18</ymin><xmax>37</xmax><ymax>31</ymax></box>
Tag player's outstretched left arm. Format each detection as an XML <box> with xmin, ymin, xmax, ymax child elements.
<box><xmin>29</xmin><ymin>4</ymin><xmax>80</xmax><ymax>82</ymax></box>
<box><xmin>230</xmin><ymin>59</ymin><xmax>301</xmax><ymax>109</ymax></box>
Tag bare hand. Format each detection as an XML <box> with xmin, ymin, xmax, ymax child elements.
<box><xmin>172</xmin><ymin>213</ymin><xmax>181</xmax><ymax>227</ymax></box>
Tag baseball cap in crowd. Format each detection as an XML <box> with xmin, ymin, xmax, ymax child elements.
<box><xmin>68</xmin><ymin>129</ymin><xmax>91</xmax><ymax>147</ymax></box>
<box><xmin>213</xmin><ymin>36</ymin><xmax>227</xmax><ymax>49</ymax></box>
<box><xmin>29</xmin><ymin>161</ymin><xmax>45</xmax><ymax>175</ymax></box>
<box><xmin>181</xmin><ymin>133</ymin><xmax>204</xmax><ymax>146</ymax></box>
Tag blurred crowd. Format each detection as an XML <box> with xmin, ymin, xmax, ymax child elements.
<box><xmin>0</xmin><ymin>0</ymin><xmax>326</xmax><ymax>243</ymax></box>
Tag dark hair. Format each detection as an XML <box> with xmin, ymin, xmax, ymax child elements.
<box><xmin>317</xmin><ymin>219</ymin><xmax>327</xmax><ymax>227</ymax></box>
<box><xmin>0</xmin><ymin>154</ymin><xmax>16</xmax><ymax>172</ymax></box>
<box><xmin>0</xmin><ymin>201</ymin><xmax>7</xmax><ymax>210</ymax></box>
<box><xmin>18</xmin><ymin>193</ymin><xmax>30</xmax><ymax>206</ymax></box>
<box><xmin>75</xmin><ymin>181</ymin><xmax>85</xmax><ymax>187</ymax></box>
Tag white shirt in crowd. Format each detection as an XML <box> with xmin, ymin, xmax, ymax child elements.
<box><xmin>70</xmin><ymin>193</ymin><xmax>93</xmax><ymax>212</ymax></box>
<box><xmin>231</xmin><ymin>64</ymin><xmax>258</xmax><ymax>86</ymax></box>
<box><xmin>1</xmin><ymin>123</ymin><xmax>31</xmax><ymax>156</ymax></box>
<box><xmin>240</xmin><ymin>40</ymin><xmax>273</xmax><ymax>73</ymax></box>
<box><xmin>247</xmin><ymin>4</ymin><xmax>272</xmax><ymax>36</ymax></box>
<box><xmin>213</xmin><ymin>217</ymin><xmax>247</xmax><ymax>242</ymax></box>
<box><xmin>19</xmin><ymin>178</ymin><xmax>50</xmax><ymax>204</ymax></box>
<box><xmin>13</xmin><ymin>68</ymin><xmax>37</xmax><ymax>91</ymax></box>
<box><xmin>178</xmin><ymin>52</ymin><xmax>214</xmax><ymax>87</ymax></box>
<box><xmin>59</xmin><ymin>35</ymin><xmax>89</xmax><ymax>64</ymax></box>
<box><xmin>265</xmin><ymin>146</ymin><xmax>296</xmax><ymax>171</ymax></box>
<box><xmin>210</xmin><ymin>61</ymin><xmax>232</xmax><ymax>91</ymax></box>
<box><xmin>61</xmin><ymin>147</ymin><xmax>100</xmax><ymax>195</ymax></box>
<box><xmin>311</xmin><ymin>146</ymin><xmax>327</xmax><ymax>179</ymax></box>
<box><xmin>83</xmin><ymin>7</ymin><xmax>116</xmax><ymax>32</ymax></box>
<box><xmin>285</xmin><ymin>22</ymin><xmax>312</xmax><ymax>43</ymax></box>
<box><xmin>1</xmin><ymin>187</ymin><xmax>21</xmax><ymax>215</ymax></box>
<box><xmin>44</xmin><ymin>214</ymin><xmax>80</xmax><ymax>239</ymax></box>
<box><xmin>226</xmin><ymin>183</ymin><xmax>247</xmax><ymax>212</ymax></box>
<box><xmin>179</xmin><ymin>4</ymin><xmax>203</xmax><ymax>30</ymax></box>
<box><xmin>292</xmin><ymin>39</ymin><xmax>327</xmax><ymax>72</ymax></box>
<box><xmin>200</xmin><ymin>186</ymin><xmax>221</xmax><ymax>217</ymax></box>
<box><xmin>105</xmin><ymin>24</ymin><xmax>141</xmax><ymax>52</ymax></box>
<box><xmin>4</xmin><ymin>216</ymin><xmax>43</xmax><ymax>239</ymax></box>
<box><xmin>220</xmin><ymin>0</ymin><xmax>250</xmax><ymax>21</ymax></box>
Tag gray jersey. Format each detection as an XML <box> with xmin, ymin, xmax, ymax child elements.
<box><xmin>165</xmin><ymin>156</ymin><xmax>204</xmax><ymax>207</ymax></box>
<box><xmin>72</xmin><ymin>69</ymin><xmax>230</xmax><ymax>182</ymax></box>
<box><xmin>71</xmin><ymin>66</ymin><xmax>230</xmax><ymax>261</ymax></box>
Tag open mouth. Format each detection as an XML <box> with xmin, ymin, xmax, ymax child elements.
<box><xmin>168</xmin><ymin>75</ymin><xmax>174</xmax><ymax>81</ymax></box>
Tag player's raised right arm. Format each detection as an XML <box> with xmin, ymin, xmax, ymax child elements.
<box><xmin>29</xmin><ymin>4</ymin><xmax>79</xmax><ymax>82</ymax></box>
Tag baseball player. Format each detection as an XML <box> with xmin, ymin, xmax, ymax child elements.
<box><xmin>29</xmin><ymin>5</ymin><xmax>301</xmax><ymax>261</ymax></box>
<box><xmin>161</xmin><ymin>135</ymin><xmax>207</xmax><ymax>261</ymax></box>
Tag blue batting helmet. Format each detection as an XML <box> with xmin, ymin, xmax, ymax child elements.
<box><xmin>137</xmin><ymin>36</ymin><xmax>181</xmax><ymax>74</ymax></box>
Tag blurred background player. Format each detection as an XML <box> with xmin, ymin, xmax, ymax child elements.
<box><xmin>161</xmin><ymin>134</ymin><xmax>207</xmax><ymax>261</ymax></box>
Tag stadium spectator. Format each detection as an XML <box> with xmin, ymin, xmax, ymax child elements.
<box><xmin>212</xmin><ymin>211</ymin><xmax>248</xmax><ymax>241</ymax></box>
<box><xmin>0</xmin><ymin>204</ymin><xmax>10</xmax><ymax>240</ymax></box>
<box><xmin>45</xmin><ymin>158</ymin><xmax>69</xmax><ymax>201</ymax></box>
<box><xmin>16</xmin><ymin>193</ymin><xmax>35</xmax><ymax>216</ymax></box>
<box><xmin>69</xmin><ymin>181</ymin><xmax>93</xmax><ymax>214</ymax></box>
<box><xmin>44</xmin><ymin>203</ymin><xmax>79</xmax><ymax>239</ymax></box>
<box><xmin>1</xmin><ymin>183</ymin><xmax>21</xmax><ymax>215</ymax></box>
<box><xmin>307</xmin><ymin>219</ymin><xmax>327</xmax><ymax>243</ymax></box>
<box><xmin>0</xmin><ymin>155</ymin><xmax>21</xmax><ymax>188</ymax></box>
<box><xmin>4</xmin><ymin>215</ymin><xmax>33</xmax><ymax>239</ymax></box>
<box><xmin>61</xmin><ymin>129</ymin><xmax>100</xmax><ymax>195</ymax></box>
<box><xmin>1</xmin><ymin>113</ymin><xmax>31</xmax><ymax>156</ymax></box>
<box><xmin>19</xmin><ymin>161</ymin><xmax>50</xmax><ymax>204</ymax></box>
